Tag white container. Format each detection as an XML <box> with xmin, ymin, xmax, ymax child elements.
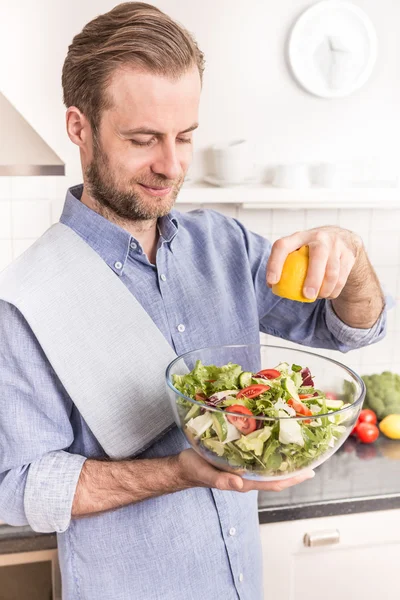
<box><xmin>272</xmin><ymin>164</ymin><xmax>310</xmax><ymax>189</ymax></box>
<box><xmin>313</xmin><ymin>163</ymin><xmax>345</xmax><ymax>188</ymax></box>
<box><xmin>210</xmin><ymin>139</ymin><xmax>252</xmax><ymax>184</ymax></box>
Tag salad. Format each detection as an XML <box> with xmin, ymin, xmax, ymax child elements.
<box><xmin>173</xmin><ymin>360</ymin><xmax>351</xmax><ymax>476</ymax></box>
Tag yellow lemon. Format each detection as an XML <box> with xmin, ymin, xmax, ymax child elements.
<box><xmin>379</xmin><ymin>414</ymin><xmax>400</xmax><ymax>440</ymax></box>
<box><xmin>272</xmin><ymin>245</ymin><xmax>317</xmax><ymax>303</ymax></box>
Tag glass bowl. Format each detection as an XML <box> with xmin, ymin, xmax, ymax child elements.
<box><xmin>165</xmin><ymin>344</ymin><xmax>365</xmax><ymax>481</ymax></box>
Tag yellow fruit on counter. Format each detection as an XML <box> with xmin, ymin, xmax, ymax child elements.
<box><xmin>379</xmin><ymin>414</ymin><xmax>400</xmax><ymax>440</ymax></box>
<box><xmin>272</xmin><ymin>245</ymin><xmax>317</xmax><ymax>303</ymax></box>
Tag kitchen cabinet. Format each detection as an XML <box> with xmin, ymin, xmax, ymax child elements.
<box><xmin>0</xmin><ymin>548</ymin><xmax>61</xmax><ymax>599</ymax></box>
<box><xmin>260</xmin><ymin>508</ymin><xmax>400</xmax><ymax>600</ymax></box>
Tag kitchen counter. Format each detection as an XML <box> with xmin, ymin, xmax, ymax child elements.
<box><xmin>258</xmin><ymin>435</ymin><xmax>400</xmax><ymax>523</ymax></box>
<box><xmin>2</xmin><ymin>436</ymin><xmax>400</xmax><ymax>554</ymax></box>
<box><xmin>0</xmin><ymin>524</ymin><xmax>56</xmax><ymax>555</ymax></box>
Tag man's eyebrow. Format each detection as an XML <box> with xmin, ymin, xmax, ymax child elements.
<box><xmin>121</xmin><ymin>123</ymin><xmax>199</xmax><ymax>136</ymax></box>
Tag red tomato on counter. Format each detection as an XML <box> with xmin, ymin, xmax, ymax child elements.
<box><xmin>351</xmin><ymin>409</ymin><xmax>379</xmax><ymax>442</ymax></box>
<box><xmin>355</xmin><ymin>422</ymin><xmax>379</xmax><ymax>444</ymax></box>
<box><xmin>359</xmin><ymin>409</ymin><xmax>378</xmax><ymax>425</ymax></box>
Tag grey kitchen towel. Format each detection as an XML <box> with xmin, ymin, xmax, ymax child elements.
<box><xmin>0</xmin><ymin>222</ymin><xmax>179</xmax><ymax>458</ymax></box>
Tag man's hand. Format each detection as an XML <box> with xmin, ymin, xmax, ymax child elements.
<box><xmin>267</xmin><ymin>226</ymin><xmax>362</xmax><ymax>300</ymax></box>
<box><xmin>72</xmin><ymin>448</ymin><xmax>313</xmax><ymax>519</ymax></box>
<box><xmin>177</xmin><ymin>449</ymin><xmax>314</xmax><ymax>493</ymax></box>
<box><xmin>266</xmin><ymin>226</ymin><xmax>384</xmax><ymax>329</ymax></box>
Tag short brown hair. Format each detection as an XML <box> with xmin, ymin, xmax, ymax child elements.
<box><xmin>62</xmin><ymin>2</ymin><xmax>205</xmax><ymax>131</ymax></box>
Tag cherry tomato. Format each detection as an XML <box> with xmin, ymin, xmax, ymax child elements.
<box><xmin>255</xmin><ymin>369</ymin><xmax>281</xmax><ymax>380</ymax></box>
<box><xmin>236</xmin><ymin>384</ymin><xmax>270</xmax><ymax>399</ymax></box>
<box><xmin>358</xmin><ymin>409</ymin><xmax>377</xmax><ymax>426</ymax></box>
<box><xmin>287</xmin><ymin>398</ymin><xmax>313</xmax><ymax>417</ymax></box>
<box><xmin>355</xmin><ymin>422</ymin><xmax>379</xmax><ymax>444</ymax></box>
<box><xmin>299</xmin><ymin>394</ymin><xmax>314</xmax><ymax>399</ymax></box>
<box><xmin>226</xmin><ymin>404</ymin><xmax>257</xmax><ymax>434</ymax></box>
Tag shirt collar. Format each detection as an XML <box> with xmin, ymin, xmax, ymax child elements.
<box><xmin>60</xmin><ymin>185</ymin><xmax>179</xmax><ymax>274</ymax></box>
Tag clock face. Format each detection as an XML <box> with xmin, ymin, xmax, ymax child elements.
<box><xmin>288</xmin><ymin>0</ymin><xmax>378</xmax><ymax>98</ymax></box>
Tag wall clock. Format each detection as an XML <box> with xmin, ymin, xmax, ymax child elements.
<box><xmin>288</xmin><ymin>1</ymin><xmax>378</xmax><ymax>98</ymax></box>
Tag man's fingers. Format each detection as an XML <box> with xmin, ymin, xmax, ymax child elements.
<box><xmin>318</xmin><ymin>251</ymin><xmax>341</xmax><ymax>299</ymax></box>
<box><xmin>303</xmin><ymin>237</ymin><xmax>330</xmax><ymax>300</ymax></box>
<box><xmin>328</xmin><ymin>253</ymin><xmax>356</xmax><ymax>299</ymax></box>
<box><xmin>267</xmin><ymin>232</ymin><xmax>309</xmax><ymax>286</ymax></box>
<box><xmin>234</xmin><ymin>470</ymin><xmax>315</xmax><ymax>493</ymax></box>
<box><xmin>266</xmin><ymin>470</ymin><xmax>315</xmax><ymax>492</ymax></box>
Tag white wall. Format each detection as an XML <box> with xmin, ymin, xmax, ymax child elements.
<box><xmin>0</xmin><ymin>0</ymin><xmax>399</xmax><ymax>375</ymax></box>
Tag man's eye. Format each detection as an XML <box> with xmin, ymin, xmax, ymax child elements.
<box><xmin>130</xmin><ymin>138</ymin><xmax>156</xmax><ymax>147</ymax></box>
<box><xmin>177</xmin><ymin>137</ymin><xmax>192</xmax><ymax>144</ymax></box>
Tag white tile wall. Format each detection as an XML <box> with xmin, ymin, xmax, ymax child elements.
<box><xmin>0</xmin><ymin>176</ymin><xmax>398</xmax><ymax>376</ymax></box>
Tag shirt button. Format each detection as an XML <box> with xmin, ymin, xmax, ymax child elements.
<box><xmin>130</xmin><ymin>241</ymin><xmax>137</xmax><ymax>250</ymax></box>
<box><xmin>160</xmin><ymin>274</ymin><xmax>167</xmax><ymax>282</ymax></box>
<box><xmin>229</xmin><ymin>527</ymin><xmax>236</xmax><ymax>536</ymax></box>
<box><xmin>239</xmin><ymin>573</ymin><xmax>244</xmax><ymax>583</ymax></box>
<box><xmin>177</xmin><ymin>324</ymin><xmax>185</xmax><ymax>333</ymax></box>
<box><xmin>114</xmin><ymin>261</ymin><xmax>123</xmax><ymax>270</ymax></box>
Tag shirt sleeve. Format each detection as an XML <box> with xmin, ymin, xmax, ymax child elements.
<box><xmin>0</xmin><ymin>301</ymin><xmax>87</xmax><ymax>533</ymax></box>
<box><xmin>233</xmin><ymin>219</ymin><xmax>387</xmax><ymax>353</ymax></box>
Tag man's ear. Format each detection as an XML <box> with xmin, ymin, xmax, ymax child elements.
<box><xmin>66</xmin><ymin>106</ymin><xmax>92</xmax><ymax>148</ymax></box>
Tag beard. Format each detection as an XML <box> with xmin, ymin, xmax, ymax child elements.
<box><xmin>84</xmin><ymin>140</ymin><xmax>184</xmax><ymax>222</ymax></box>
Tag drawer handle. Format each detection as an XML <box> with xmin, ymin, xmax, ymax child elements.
<box><xmin>303</xmin><ymin>529</ymin><xmax>340</xmax><ymax>547</ymax></box>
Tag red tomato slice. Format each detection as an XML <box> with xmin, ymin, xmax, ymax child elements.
<box><xmin>358</xmin><ymin>409</ymin><xmax>377</xmax><ymax>425</ymax></box>
<box><xmin>299</xmin><ymin>394</ymin><xmax>314</xmax><ymax>399</ymax></box>
<box><xmin>226</xmin><ymin>404</ymin><xmax>257</xmax><ymax>434</ymax></box>
<box><xmin>255</xmin><ymin>369</ymin><xmax>281</xmax><ymax>380</ymax></box>
<box><xmin>287</xmin><ymin>398</ymin><xmax>313</xmax><ymax>421</ymax></box>
<box><xmin>325</xmin><ymin>392</ymin><xmax>337</xmax><ymax>400</ymax></box>
<box><xmin>195</xmin><ymin>393</ymin><xmax>206</xmax><ymax>401</ymax></box>
<box><xmin>236</xmin><ymin>384</ymin><xmax>270</xmax><ymax>399</ymax></box>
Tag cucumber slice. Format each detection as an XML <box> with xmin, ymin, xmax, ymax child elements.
<box><xmin>184</xmin><ymin>404</ymin><xmax>202</xmax><ymax>422</ymax></box>
<box><xmin>211</xmin><ymin>412</ymin><xmax>228</xmax><ymax>441</ymax></box>
<box><xmin>316</xmin><ymin>398</ymin><xmax>344</xmax><ymax>410</ymax></box>
<box><xmin>239</xmin><ymin>371</ymin><xmax>253</xmax><ymax>388</ymax></box>
<box><xmin>281</xmin><ymin>377</ymin><xmax>300</xmax><ymax>402</ymax></box>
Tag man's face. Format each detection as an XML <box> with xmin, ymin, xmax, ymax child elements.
<box><xmin>85</xmin><ymin>65</ymin><xmax>201</xmax><ymax>221</ymax></box>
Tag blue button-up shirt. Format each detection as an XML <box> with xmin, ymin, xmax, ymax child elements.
<box><xmin>0</xmin><ymin>185</ymin><xmax>385</xmax><ymax>600</ymax></box>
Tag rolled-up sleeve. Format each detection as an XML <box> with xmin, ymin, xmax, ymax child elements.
<box><xmin>0</xmin><ymin>301</ymin><xmax>86</xmax><ymax>532</ymax></box>
<box><xmin>235</xmin><ymin>221</ymin><xmax>387</xmax><ymax>352</ymax></box>
<box><xmin>324</xmin><ymin>299</ymin><xmax>386</xmax><ymax>348</ymax></box>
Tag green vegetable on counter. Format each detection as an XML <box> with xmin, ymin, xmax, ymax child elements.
<box><xmin>362</xmin><ymin>372</ymin><xmax>400</xmax><ymax>421</ymax></box>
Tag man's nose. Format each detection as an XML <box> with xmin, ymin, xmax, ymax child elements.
<box><xmin>151</xmin><ymin>141</ymin><xmax>182</xmax><ymax>181</ymax></box>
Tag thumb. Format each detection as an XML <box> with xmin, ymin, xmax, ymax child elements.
<box><xmin>228</xmin><ymin>476</ymin><xmax>244</xmax><ymax>491</ymax></box>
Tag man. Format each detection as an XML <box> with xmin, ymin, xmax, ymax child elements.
<box><xmin>0</xmin><ymin>3</ymin><xmax>385</xmax><ymax>599</ymax></box>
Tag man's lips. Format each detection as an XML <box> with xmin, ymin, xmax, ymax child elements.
<box><xmin>138</xmin><ymin>183</ymin><xmax>173</xmax><ymax>197</ymax></box>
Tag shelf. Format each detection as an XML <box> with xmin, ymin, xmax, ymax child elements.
<box><xmin>177</xmin><ymin>182</ymin><xmax>400</xmax><ymax>209</ymax></box>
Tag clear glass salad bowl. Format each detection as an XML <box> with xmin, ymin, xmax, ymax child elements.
<box><xmin>165</xmin><ymin>344</ymin><xmax>365</xmax><ymax>481</ymax></box>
